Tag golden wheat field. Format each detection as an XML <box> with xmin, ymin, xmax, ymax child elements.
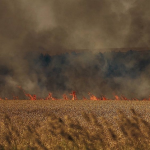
<box><xmin>0</xmin><ymin>100</ymin><xmax>150</xmax><ymax>150</ymax></box>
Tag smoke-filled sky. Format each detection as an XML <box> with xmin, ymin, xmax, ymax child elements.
<box><xmin>0</xmin><ymin>0</ymin><xmax>150</xmax><ymax>99</ymax></box>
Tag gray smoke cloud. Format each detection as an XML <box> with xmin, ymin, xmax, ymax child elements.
<box><xmin>0</xmin><ymin>0</ymin><xmax>150</xmax><ymax>99</ymax></box>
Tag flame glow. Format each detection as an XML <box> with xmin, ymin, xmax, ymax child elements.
<box><xmin>0</xmin><ymin>86</ymin><xmax>149</xmax><ymax>101</ymax></box>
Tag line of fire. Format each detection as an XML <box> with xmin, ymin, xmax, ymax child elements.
<box><xmin>0</xmin><ymin>85</ymin><xmax>149</xmax><ymax>101</ymax></box>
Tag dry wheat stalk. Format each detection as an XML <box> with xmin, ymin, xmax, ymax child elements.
<box><xmin>0</xmin><ymin>107</ymin><xmax>150</xmax><ymax>150</ymax></box>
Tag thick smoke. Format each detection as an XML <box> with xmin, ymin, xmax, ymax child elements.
<box><xmin>0</xmin><ymin>0</ymin><xmax>150</xmax><ymax>99</ymax></box>
<box><xmin>34</xmin><ymin>51</ymin><xmax>150</xmax><ymax>99</ymax></box>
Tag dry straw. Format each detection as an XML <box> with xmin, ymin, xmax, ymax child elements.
<box><xmin>0</xmin><ymin>107</ymin><xmax>150</xmax><ymax>150</ymax></box>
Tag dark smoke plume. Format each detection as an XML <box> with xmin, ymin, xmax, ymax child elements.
<box><xmin>0</xmin><ymin>0</ymin><xmax>150</xmax><ymax>99</ymax></box>
<box><xmin>34</xmin><ymin>50</ymin><xmax>150</xmax><ymax>99</ymax></box>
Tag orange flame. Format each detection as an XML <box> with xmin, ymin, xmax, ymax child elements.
<box><xmin>63</xmin><ymin>94</ymin><xmax>69</xmax><ymax>100</ymax></box>
<box><xmin>83</xmin><ymin>96</ymin><xmax>87</xmax><ymax>100</ymax></box>
<box><xmin>101</xmin><ymin>95</ymin><xmax>108</xmax><ymax>100</ymax></box>
<box><xmin>114</xmin><ymin>95</ymin><xmax>119</xmax><ymax>100</ymax></box>
<box><xmin>70</xmin><ymin>91</ymin><xmax>77</xmax><ymax>100</ymax></box>
<box><xmin>88</xmin><ymin>92</ymin><xmax>98</xmax><ymax>100</ymax></box>
<box><xmin>0</xmin><ymin>85</ymin><xmax>148</xmax><ymax>101</ymax></box>
<box><xmin>121</xmin><ymin>95</ymin><xmax>128</xmax><ymax>100</ymax></box>
<box><xmin>45</xmin><ymin>93</ymin><xmax>57</xmax><ymax>100</ymax></box>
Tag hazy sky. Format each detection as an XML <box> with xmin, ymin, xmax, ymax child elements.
<box><xmin>1</xmin><ymin>0</ymin><xmax>150</xmax><ymax>55</ymax></box>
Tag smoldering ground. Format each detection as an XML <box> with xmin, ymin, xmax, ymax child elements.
<box><xmin>0</xmin><ymin>0</ymin><xmax>150</xmax><ymax>99</ymax></box>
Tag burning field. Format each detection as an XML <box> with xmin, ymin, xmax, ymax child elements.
<box><xmin>1</xmin><ymin>0</ymin><xmax>150</xmax><ymax>149</ymax></box>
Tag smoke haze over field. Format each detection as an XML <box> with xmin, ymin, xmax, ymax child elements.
<box><xmin>0</xmin><ymin>0</ymin><xmax>150</xmax><ymax>99</ymax></box>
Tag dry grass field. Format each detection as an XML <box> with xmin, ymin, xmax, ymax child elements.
<box><xmin>0</xmin><ymin>100</ymin><xmax>150</xmax><ymax>149</ymax></box>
